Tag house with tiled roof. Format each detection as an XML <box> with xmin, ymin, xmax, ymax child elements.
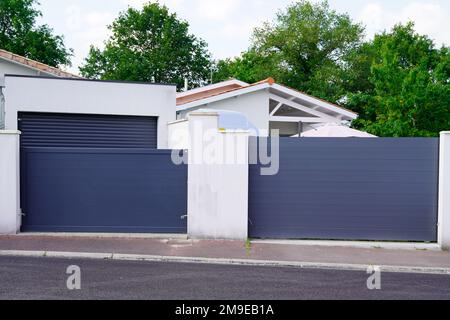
<box><xmin>176</xmin><ymin>78</ymin><xmax>358</xmax><ymax>137</ymax></box>
<box><xmin>0</xmin><ymin>49</ymin><xmax>81</xmax><ymax>86</ymax></box>
<box><xmin>0</xmin><ymin>49</ymin><xmax>84</xmax><ymax>129</ymax></box>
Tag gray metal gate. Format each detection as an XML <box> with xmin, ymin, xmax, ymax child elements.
<box><xmin>19</xmin><ymin>112</ymin><xmax>188</xmax><ymax>233</ymax></box>
<box><xmin>21</xmin><ymin>148</ymin><xmax>187</xmax><ymax>233</ymax></box>
<box><xmin>249</xmin><ymin>138</ymin><xmax>439</xmax><ymax>242</ymax></box>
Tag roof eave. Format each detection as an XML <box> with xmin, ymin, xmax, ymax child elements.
<box><xmin>176</xmin><ymin>79</ymin><xmax>249</xmax><ymax>98</ymax></box>
<box><xmin>0</xmin><ymin>53</ymin><xmax>81</xmax><ymax>79</ymax></box>
<box><xmin>0</xmin><ymin>56</ymin><xmax>61</xmax><ymax>78</ymax></box>
<box><xmin>270</xmin><ymin>84</ymin><xmax>358</xmax><ymax>119</ymax></box>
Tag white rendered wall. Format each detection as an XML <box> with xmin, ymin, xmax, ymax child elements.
<box><xmin>187</xmin><ymin>112</ymin><xmax>249</xmax><ymax>240</ymax></box>
<box><xmin>439</xmin><ymin>132</ymin><xmax>450</xmax><ymax>249</ymax></box>
<box><xmin>0</xmin><ymin>131</ymin><xmax>20</xmax><ymax>234</ymax></box>
<box><xmin>168</xmin><ymin>119</ymin><xmax>189</xmax><ymax>149</ymax></box>
<box><xmin>4</xmin><ymin>76</ymin><xmax>176</xmax><ymax>149</ymax></box>
<box><xmin>179</xmin><ymin>90</ymin><xmax>269</xmax><ymax>133</ymax></box>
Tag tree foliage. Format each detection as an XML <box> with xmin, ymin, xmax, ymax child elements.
<box><xmin>0</xmin><ymin>0</ymin><xmax>72</xmax><ymax>67</ymax></box>
<box><xmin>213</xmin><ymin>0</ymin><xmax>366</xmax><ymax>103</ymax></box>
<box><xmin>212</xmin><ymin>50</ymin><xmax>271</xmax><ymax>84</ymax></box>
<box><xmin>79</xmin><ymin>3</ymin><xmax>211</xmax><ymax>90</ymax></box>
<box><xmin>349</xmin><ymin>23</ymin><xmax>450</xmax><ymax>137</ymax></box>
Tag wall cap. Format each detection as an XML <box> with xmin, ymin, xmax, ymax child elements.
<box><xmin>218</xmin><ymin>129</ymin><xmax>251</xmax><ymax>134</ymax></box>
<box><xmin>440</xmin><ymin>131</ymin><xmax>450</xmax><ymax>135</ymax></box>
<box><xmin>168</xmin><ymin>119</ymin><xmax>188</xmax><ymax>125</ymax></box>
<box><xmin>0</xmin><ymin>130</ymin><xmax>21</xmax><ymax>135</ymax></box>
<box><xmin>189</xmin><ymin>112</ymin><xmax>219</xmax><ymax>117</ymax></box>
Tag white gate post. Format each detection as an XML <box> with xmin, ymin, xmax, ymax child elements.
<box><xmin>0</xmin><ymin>130</ymin><xmax>21</xmax><ymax>234</ymax></box>
<box><xmin>438</xmin><ymin>132</ymin><xmax>450</xmax><ymax>249</ymax></box>
<box><xmin>187</xmin><ymin>111</ymin><xmax>249</xmax><ymax>240</ymax></box>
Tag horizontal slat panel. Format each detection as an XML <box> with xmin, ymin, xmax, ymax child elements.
<box><xmin>249</xmin><ymin>137</ymin><xmax>439</xmax><ymax>242</ymax></box>
<box><xmin>21</xmin><ymin>148</ymin><xmax>187</xmax><ymax>233</ymax></box>
<box><xmin>18</xmin><ymin>112</ymin><xmax>157</xmax><ymax>148</ymax></box>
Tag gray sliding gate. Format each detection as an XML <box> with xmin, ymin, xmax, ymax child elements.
<box><xmin>21</xmin><ymin>148</ymin><xmax>187</xmax><ymax>233</ymax></box>
<box><xmin>18</xmin><ymin>112</ymin><xmax>187</xmax><ymax>233</ymax></box>
<box><xmin>249</xmin><ymin>138</ymin><xmax>439</xmax><ymax>242</ymax></box>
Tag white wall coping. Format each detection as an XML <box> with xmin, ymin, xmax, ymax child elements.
<box><xmin>189</xmin><ymin>112</ymin><xmax>220</xmax><ymax>117</ymax></box>
<box><xmin>168</xmin><ymin>119</ymin><xmax>188</xmax><ymax>125</ymax></box>
<box><xmin>0</xmin><ymin>130</ymin><xmax>21</xmax><ymax>135</ymax></box>
<box><xmin>218</xmin><ymin>129</ymin><xmax>251</xmax><ymax>134</ymax></box>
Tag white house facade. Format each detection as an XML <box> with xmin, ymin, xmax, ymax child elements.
<box><xmin>176</xmin><ymin>78</ymin><xmax>358</xmax><ymax>137</ymax></box>
<box><xmin>3</xmin><ymin>75</ymin><xmax>176</xmax><ymax>149</ymax></box>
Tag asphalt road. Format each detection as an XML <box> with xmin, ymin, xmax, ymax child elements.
<box><xmin>0</xmin><ymin>256</ymin><xmax>449</xmax><ymax>300</ymax></box>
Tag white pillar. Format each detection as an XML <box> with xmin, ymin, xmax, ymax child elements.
<box><xmin>0</xmin><ymin>130</ymin><xmax>21</xmax><ymax>234</ymax></box>
<box><xmin>439</xmin><ymin>132</ymin><xmax>450</xmax><ymax>249</ymax></box>
<box><xmin>187</xmin><ymin>112</ymin><xmax>249</xmax><ymax>240</ymax></box>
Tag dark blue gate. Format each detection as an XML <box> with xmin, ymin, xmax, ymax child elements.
<box><xmin>21</xmin><ymin>148</ymin><xmax>187</xmax><ymax>233</ymax></box>
<box><xmin>249</xmin><ymin>138</ymin><xmax>439</xmax><ymax>242</ymax></box>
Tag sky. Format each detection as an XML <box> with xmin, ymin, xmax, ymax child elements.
<box><xmin>36</xmin><ymin>0</ymin><xmax>450</xmax><ymax>74</ymax></box>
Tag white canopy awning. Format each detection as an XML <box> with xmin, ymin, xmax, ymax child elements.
<box><xmin>299</xmin><ymin>123</ymin><xmax>377</xmax><ymax>138</ymax></box>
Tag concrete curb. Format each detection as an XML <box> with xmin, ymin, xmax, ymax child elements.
<box><xmin>252</xmin><ymin>240</ymin><xmax>441</xmax><ymax>251</ymax></box>
<box><xmin>1</xmin><ymin>250</ymin><xmax>450</xmax><ymax>275</ymax></box>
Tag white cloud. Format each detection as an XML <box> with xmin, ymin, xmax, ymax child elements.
<box><xmin>219</xmin><ymin>20</ymin><xmax>258</xmax><ymax>39</ymax></box>
<box><xmin>359</xmin><ymin>3</ymin><xmax>384</xmax><ymax>34</ymax></box>
<box><xmin>122</xmin><ymin>0</ymin><xmax>185</xmax><ymax>10</ymax></box>
<box><xmin>65</xmin><ymin>5</ymin><xmax>82</xmax><ymax>31</ymax></box>
<box><xmin>55</xmin><ymin>0</ymin><xmax>449</xmax><ymax>74</ymax></box>
<box><xmin>399</xmin><ymin>2</ymin><xmax>449</xmax><ymax>46</ymax></box>
<box><xmin>195</xmin><ymin>0</ymin><xmax>240</xmax><ymax>21</ymax></box>
<box><xmin>214</xmin><ymin>22</ymin><xmax>257</xmax><ymax>58</ymax></box>
<box><xmin>358</xmin><ymin>1</ymin><xmax>450</xmax><ymax>45</ymax></box>
<box><xmin>63</xmin><ymin>7</ymin><xmax>115</xmax><ymax>72</ymax></box>
<box><xmin>121</xmin><ymin>0</ymin><xmax>147</xmax><ymax>8</ymax></box>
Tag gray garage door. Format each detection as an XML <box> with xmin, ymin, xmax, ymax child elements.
<box><xmin>18</xmin><ymin>112</ymin><xmax>188</xmax><ymax>233</ymax></box>
<box><xmin>18</xmin><ymin>112</ymin><xmax>157</xmax><ymax>148</ymax></box>
<box><xmin>20</xmin><ymin>148</ymin><xmax>187</xmax><ymax>233</ymax></box>
<box><xmin>249</xmin><ymin>138</ymin><xmax>439</xmax><ymax>242</ymax></box>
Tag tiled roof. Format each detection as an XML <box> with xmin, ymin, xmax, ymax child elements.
<box><xmin>0</xmin><ymin>49</ymin><xmax>82</xmax><ymax>79</ymax></box>
<box><xmin>177</xmin><ymin>81</ymin><xmax>246</xmax><ymax>106</ymax></box>
<box><xmin>176</xmin><ymin>78</ymin><xmax>274</xmax><ymax>106</ymax></box>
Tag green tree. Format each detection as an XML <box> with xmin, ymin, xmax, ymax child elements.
<box><xmin>349</xmin><ymin>23</ymin><xmax>450</xmax><ymax>137</ymax></box>
<box><xmin>80</xmin><ymin>2</ymin><xmax>211</xmax><ymax>90</ymax></box>
<box><xmin>214</xmin><ymin>0</ymin><xmax>366</xmax><ymax>103</ymax></box>
<box><xmin>0</xmin><ymin>0</ymin><xmax>72</xmax><ymax>67</ymax></box>
<box><xmin>212</xmin><ymin>50</ymin><xmax>278</xmax><ymax>84</ymax></box>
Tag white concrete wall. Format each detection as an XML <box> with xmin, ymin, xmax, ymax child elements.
<box><xmin>439</xmin><ymin>132</ymin><xmax>450</xmax><ymax>249</ymax></box>
<box><xmin>187</xmin><ymin>112</ymin><xmax>249</xmax><ymax>240</ymax></box>
<box><xmin>4</xmin><ymin>76</ymin><xmax>176</xmax><ymax>148</ymax></box>
<box><xmin>168</xmin><ymin>119</ymin><xmax>189</xmax><ymax>149</ymax></box>
<box><xmin>0</xmin><ymin>131</ymin><xmax>21</xmax><ymax>234</ymax></box>
<box><xmin>179</xmin><ymin>90</ymin><xmax>269</xmax><ymax>132</ymax></box>
<box><xmin>0</xmin><ymin>87</ymin><xmax>4</xmax><ymax>130</ymax></box>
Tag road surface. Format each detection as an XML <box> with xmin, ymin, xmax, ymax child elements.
<box><xmin>0</xmin><ymin>256</ymin><xmax>449</xmax><ymax>300</ymax></box>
